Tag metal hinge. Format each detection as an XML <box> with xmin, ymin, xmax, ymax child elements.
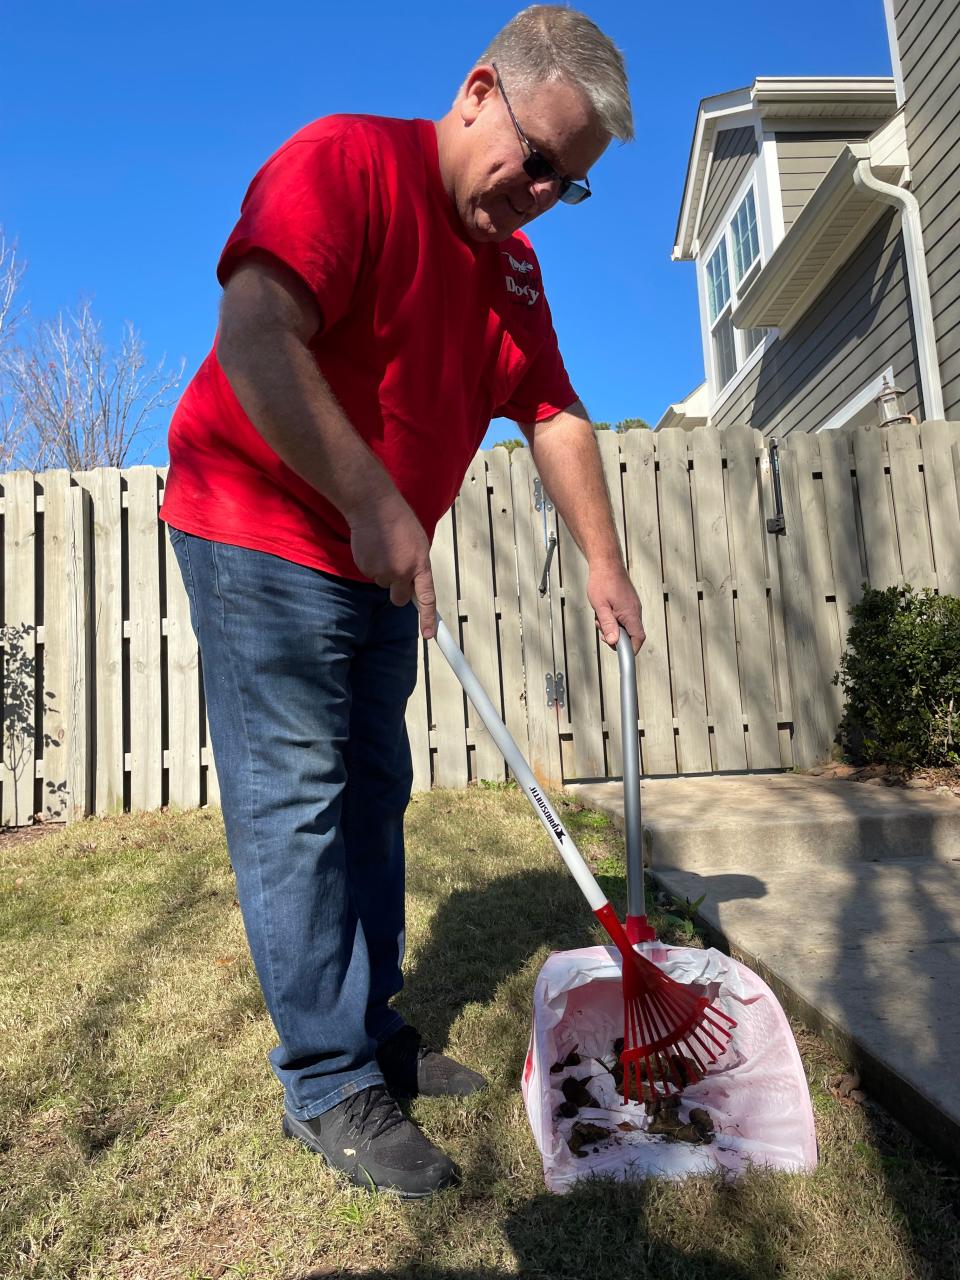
<box><xmin>546</xmin><ymin>671</ymin><xmax>566</xmax><ymax>708</ymax></box>
<box><xmin>533</xmin><ymin>477</ymin><xmax>553</xmax><ymax>512</ymax></box>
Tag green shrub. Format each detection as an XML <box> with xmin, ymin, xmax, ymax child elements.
<box><xmin>834</xmin><ymin>584</ymin><xmax>960</xmax><ymax>767</ymax></box>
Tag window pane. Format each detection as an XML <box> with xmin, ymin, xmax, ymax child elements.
<box><xmin>744</xmin><ymin>326</ymin><xmax>764</xmax><ymax>356</ymax></box>
<box><xmin>706</xmin><ymin>242</ymin><xmax>730</xmax><ymax>322</ymax></box>
<box><xmin>732</xmin><ymin>189</ymin><xmax>760</xmax><ymax>283</ymax></box>
<box><xmin>713</xmin><ymin>313</ymin><xmax>737</xmax><ymax>387</ymax></box>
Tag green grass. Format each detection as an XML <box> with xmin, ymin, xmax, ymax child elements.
<box><xmin>1</xmin><ymin>790</ymin><xmax>958</xmax><ymax>1279</ymax></box>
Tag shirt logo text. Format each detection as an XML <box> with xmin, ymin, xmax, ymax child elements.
<box><xmin>505</xmin><ymin>275</ymin><xmax>540</xmax><ymax>306</ymax></box>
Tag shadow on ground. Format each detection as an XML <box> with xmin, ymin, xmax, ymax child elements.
<box><xmin>395</xmin><ymin>862</ymin><xmax>625</xmax><ymax>1064</ymax></box>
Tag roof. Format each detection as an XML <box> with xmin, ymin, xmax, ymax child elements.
<box><xmin>654</xmin><ymin>382</ymin><xmax>709</xmax><ymax>432</ymax></box>
<box><xmin>673</xmin><ymin>77</ymin><xmax>898</xmax><ymax>262</ymax></box>
<box><xmin>732</xmin><ymin>111</ymin><xmax>908</xmax><ymax>333</ymax></box>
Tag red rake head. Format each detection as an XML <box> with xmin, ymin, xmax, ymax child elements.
<box><xmin>620</xmin><ymin>947</ymin><xmax>737</xmax><ymax>1103</ymax></box>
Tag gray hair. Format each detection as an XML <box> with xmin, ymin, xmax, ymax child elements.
<box><xmin>473</xmin><ymin>5</ymin><xmax>634</xmax><ymax>142</ymax></box>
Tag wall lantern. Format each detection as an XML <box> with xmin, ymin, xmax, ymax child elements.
<box><xmin>874</xmin><ymin>376</ymin><xmax>915</xmax><ymax>427</ymax></box>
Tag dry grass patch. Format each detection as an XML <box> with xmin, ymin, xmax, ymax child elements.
<box><xmin>1</xmin><ymin>789</ymin><xmax>958</xmax><ymax>1279</ymax></box>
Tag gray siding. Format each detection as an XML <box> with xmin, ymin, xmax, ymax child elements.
<box><xmin>712</xmin><ymin>210</ymin><xmax>922</xmax><ymax>434</ymax></box>
<box><xmin>896</xmin><ymin>0</ymin><xmax>960</xmax><ymax>419</ymax></box>
<box><xmin>776</xmin><ymin>132</ymin><xmax>873</xmax><ymax>231</ymax></box>
<box><xmin>699</xmin><ymin>126</ymin><xmax>758</xmax><ymax>249</ymax></box>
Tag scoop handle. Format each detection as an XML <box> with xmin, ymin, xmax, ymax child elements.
<box><xmin>434</xmin><ymin>614</ymin><xmax>608</xmax><ymax>914</ymax></box>
<box><xmin>616</xmin><ymin>633</ymin><xmax>646</xmax><ymax>923</ymax></box>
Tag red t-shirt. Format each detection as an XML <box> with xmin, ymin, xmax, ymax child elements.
<box><xmin>160</xmin><ymin>114</ymin><xmax>577</xmax><ymax>579</ymax></box>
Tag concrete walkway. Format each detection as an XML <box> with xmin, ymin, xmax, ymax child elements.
<box><xmin>569</xmin><ymin>774</ymin><xmax>960</xmax><ymax>1167</ymax></box>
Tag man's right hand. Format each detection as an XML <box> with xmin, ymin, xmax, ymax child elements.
<box><xmin>349</xmin><ymin>495</ymin><xmax>438</xmax><ymax>638</ymax></box>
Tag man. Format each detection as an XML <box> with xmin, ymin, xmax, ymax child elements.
<box><xmin>161</xmin><ymin>5</ymin><xmax>643</xmax><ymax>1199</ymax></box>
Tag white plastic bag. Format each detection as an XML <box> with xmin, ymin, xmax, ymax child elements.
<box><xmin>521</xmin><ymin>944</ymin><xmax>817</xmax><ymax>1193</ymax></box>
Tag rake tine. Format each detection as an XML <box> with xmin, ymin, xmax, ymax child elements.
<box><xmin>695</xmin><ymin>1022</ymin><xmax>729</xmax><ymax>1053</ymax></box>
<box><xmin>689</xmin><ymin>1026</ymin><xmax>722</xmax><ymax>1064</ymax></box>
<box><xmin>705</xmin><ymin>1006</ymin><xmax>738</xmax><ymax>1031</ymax></box>
<box><xmin>683</xmin><ymin>1038</ymin><xmax>710</xmax><ymax>1076</ymax></box>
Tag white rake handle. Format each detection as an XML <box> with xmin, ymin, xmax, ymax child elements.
<box><xmin>433</xmin><ymin>614</ymin><xmax>609</xmax><ymax>914</ymax></box>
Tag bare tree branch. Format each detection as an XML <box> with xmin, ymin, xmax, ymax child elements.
<box><xmin>6</xmin><ymin>299</ymin><xmax>184</xmax><ymax>471</ymax></box>
<box><xmin>0</xmin><ymin>230</ymin><xmax>28</xmax><ymax>469</ymax></box>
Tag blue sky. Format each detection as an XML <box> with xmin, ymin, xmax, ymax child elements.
<box><xmin>2</xmin><ymin>0</ymin><xmax>893</xmax><ymax>456</ymax></box>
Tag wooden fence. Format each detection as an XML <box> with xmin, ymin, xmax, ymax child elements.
<box><xmin>2</xmin><ymin>421</ymin><xmax>959</xmax><ymax>827</ymax></box>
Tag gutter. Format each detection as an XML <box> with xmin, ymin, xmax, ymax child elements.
<box><xmin>852</xmin><ymin>158</ymin><xmax>945</xmax><ymax>420</ymax></box>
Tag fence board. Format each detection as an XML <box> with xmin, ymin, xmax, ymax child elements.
<box><xmin>556</xmin><ymin>506</ymin><xmax>605</xmax><ymax>779</ymax></box>
<box><xmin>2</xmin><ymin>471</ymin><xmax>37</xmax><ymax>827</ymax></box>
<box><xmin>791</xmin><ymin>432</ymin><xmax>843</xmax><ymax>722</ymax></box>
<box><xmin>430</xmin><ymin>508</ymin><xmax>468</xmax><ymax>787</ymax></box>
<box><xmin>511</xmin><ymin>448</ymin><xmax>562</xmax><ymax>787</ymax></box>
<box><xmin>39</xmin><ymin>470</ymin><xmax>71</xmax><ymax>821</ymax></box>
<box><xmin>160</xmin><ymin>486</ymin><xmax>201</xmax><ymax>811</ymax></box>
<box><xmin>620</xmin><ymin>430</ymin><xmax>676</xmax><ymax>774</ymax></box>
<box><xmin>125</xmin><ymin>467</ymin><xmax>163</xmax><ymax>811</ymax></box>
<box><xmin>596</xmin><ymin>430</ymin><xmax>627</xmax><ymax>776</ymax></box>
<box><xmin>921</xmin><ymin>421</ymin><xmax>960</xmax><ymax>598</ymax></box>
<box><xmin>486</xmin><ymin>446</ymin><xmax>528</xmax><ymax>766</ymax></box>
<box><xmin>854</xmin><ymin>425</ymin><xmax>900</xmax><ymax>588</ymax></box>
<box><xmin>75</xmin><ymin>468</ymin><xmax>124</xmax><ymax>814</ymax></box>
<box><xmin>817</xmin><ymin>427</ymin><xmax>864</xmax><ymax>655</ymax></box>
<box><xmin>457</xmin><ymin>454</ymin><xmax>505</xmax><ymax>782</ymax></box>
<box><xmin>41</xmin><ymin>474</ymin><xmax>92</xmax><ymax>822</ymax></box>
<box><xmin>887</xmin><ymin>422</ymin><xmax>936</xmax><ymax>589</ymax></box>
<box><xmin>776</xmin><ymin>443</ymin><xmax>836</xmax><ymax>767</ymax></box>
<box><xmin>691</xmin><ymin>426</ymin><xmax>746</xmax><ymax>771</ymax></box>
<box><xmin>757</xmin><ymin>436</ymin><xmax>793</xmax><ymax>748</ymax></box>
<box><xmin>657</xmin><ymin>430</ymin><xmax>711</xmax><ymax>772</ymax></box>
<box><xmin>723</xmin><ymin>424</ymin><xmax>780</xmax><ymax>769</ymax></box>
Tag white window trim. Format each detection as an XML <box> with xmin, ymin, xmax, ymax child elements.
<box><xmin>758</xmin><ymin>128</ymin><xmax>786</xmax><ymax>251</ymax></box>
<box><xmin>697</xmin><ymin>166</ymin><xmax>778</xmax><ymax>410</ymax></box>
<box><xmin>712</xmin><ymin>328</ymin><xmax>778</xmax><ymax>413</ymax></box>
<box><xmin>815</xmin><ymin>367</ymin><xmax>896</xmax><ymax>432</ymax></box>
<box><xmin>882</xmin><ymin>0</ymin><xmax>906</xmax><ymax>108</ymax></box>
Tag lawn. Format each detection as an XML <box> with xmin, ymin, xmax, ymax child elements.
<box><xmin>2</xmin><ymin>787</ymin><xmax>958</xmax><ymax>1280</ymax></box>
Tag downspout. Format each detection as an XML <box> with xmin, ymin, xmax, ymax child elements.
<box><xmin>852</xmin><ymin>158</ymin><xmax>945</xmax><ymax>420</ymax></box>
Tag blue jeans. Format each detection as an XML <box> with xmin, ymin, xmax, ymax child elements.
<box><xmin>168</xmin><ymin>528</ymin><xmax>419</xmax><ymax>1119</ymax></box>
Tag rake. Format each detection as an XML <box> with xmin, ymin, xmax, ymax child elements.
<box><xmin>434</xmin><ymin>614</ymin><xmax>736</xmax><ymax>1101</ymax></box>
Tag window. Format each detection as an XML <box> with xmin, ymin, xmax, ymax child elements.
<box><xmin>731</xmin><ymin>189</ymin><xmax>760</xmax><ymax>283</ymax></box>
<box><xmin>703</xmin><ymin>185</ymin><xmax>767</xmax><ymax>394</ymax></box>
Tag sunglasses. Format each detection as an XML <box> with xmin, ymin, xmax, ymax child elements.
<box><xmin>492</xmin><ymin>62</ymin><xmax>592</xmax><ymax>206</ymax></box>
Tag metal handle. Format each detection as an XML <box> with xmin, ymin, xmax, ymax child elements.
<box><xmin>538</xmin><ymin>533</ymin><xmax>557</xmax><ymax>596</ymax></box>
<box><xmin>433</xmin><ymin>613</ymin><xmax>609</xmax><ymax>914</ymax></box>
<box><xmin>617</xmin><ymin>633</ymin><xmax>646</xmax><ymax>922</ymax></box>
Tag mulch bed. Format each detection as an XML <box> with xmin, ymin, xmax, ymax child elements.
<box><xmin>0</xmin><ymin>822</ymin><xmax>66</xmax><ymax>853</ymax></box>
<box><xmin>805</xmin><ymin>761</ymin><xmax>960</xmax><ymax>799</ymax></box>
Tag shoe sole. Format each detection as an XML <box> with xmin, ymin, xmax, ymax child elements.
<box><xmin>281</xmin><ymin>1114</ymin><xmax>458</xmax><ymax>1200</ymax></box>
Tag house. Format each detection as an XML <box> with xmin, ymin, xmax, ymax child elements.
<box><xmin>658</xmin><ymin>0</ymin><xmax>959</xmax><ymax>436</ymax></box>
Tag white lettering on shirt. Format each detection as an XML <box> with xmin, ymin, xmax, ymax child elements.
<box><xmin>505</xmin><ymin>275</ymin><xmax>540</xmax><ymax>306</ymax></box>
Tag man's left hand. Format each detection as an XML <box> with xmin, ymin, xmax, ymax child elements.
<box><xmin>587</xmin><ymin>561</ymin><xmax>645</xmax><ymax>653</ymax></box>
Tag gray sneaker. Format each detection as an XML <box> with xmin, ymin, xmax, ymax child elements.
<box><xmin>282</xmin><ymin>1084</ymin><xmax>459</xmax><ymax>1199</ymax></box>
